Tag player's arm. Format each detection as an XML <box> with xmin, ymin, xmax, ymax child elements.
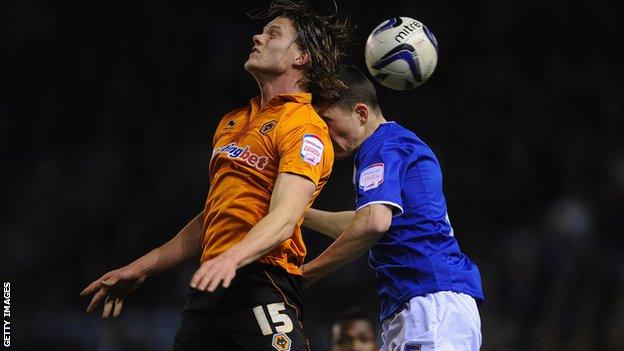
<box><xmin>129</xmin><ymin>211</ymin><xmax>204</xmax><ymax>275</ymax></box>
<box><xmin>301</xmin><ymin>204</ymin><xmax>392</xmax><ymax>287</ymax></box>
<box><xmin>190</xmin><ymin>172</ymin><xmax>315</xmax><ymax>292</ymax></box>
<box><xmin>80</xmin><ymin>211</ymin><xmax>204</xmax><ymax>318</ymax></box>
<box><xmin>302</xmin><ymin>208</ymin><xmax>354</xmax><ymax>239</ymax></box>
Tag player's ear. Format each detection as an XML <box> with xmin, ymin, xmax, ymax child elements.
<box><xmin>354</xmin><ymin>103</ymin><xmax>369</xmax><ymax>125</ymax></box>
<box><xmin>293</xmin><ymin>51</ymin><xmax>310</xmax><ymax>67</ymax></box>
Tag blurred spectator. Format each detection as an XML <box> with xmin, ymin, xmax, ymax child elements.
<box><xmin>330</xmin><ymin>308</ymin><xmax>378</xmax><ymax>351</ymax></box>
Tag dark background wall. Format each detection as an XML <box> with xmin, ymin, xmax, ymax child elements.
<box><xmin>2</xmin><ymin>0</ymin><xmax>623</xmax><ymax>350</ymax></box>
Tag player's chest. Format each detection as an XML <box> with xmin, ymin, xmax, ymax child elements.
<box><xmin>211</xmin><ymin>116</ymin><xmax>280</xmax><ymax>172</ymax></box>
<box><xmin>217</xmin><ymin>117</ymin><xmax>278</xmax><ymax>146</ymax></box>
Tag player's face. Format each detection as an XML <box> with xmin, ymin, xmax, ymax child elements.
<box><xmin>320</xmin><ymin>105</ymin><xmax>365</xmax><ymax>160</ymax></box>
<box><xmin>331</xmin><ymin>320</ymin><xmax>377</xmax><ymax>351</ymax></box>
<box><xmin>244</xmin><ymin>16</ymin><xmax>303</xmax><ymax>77</ymax></box>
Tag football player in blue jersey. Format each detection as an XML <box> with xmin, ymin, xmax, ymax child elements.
<box><xmin>303</xmin><ymin>66</ymin><xmax>484</xmax><ymax>351</ymax></box>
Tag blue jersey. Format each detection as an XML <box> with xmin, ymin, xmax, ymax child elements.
<box><xmin>353</xmin><ymin>122</ymin><xmax>484</xmax><ymax>322</ymax></box>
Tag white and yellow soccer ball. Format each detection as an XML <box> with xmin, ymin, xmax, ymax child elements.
<box><xmin>365</xmin><ymin>17</ymin><xmax>439</xmax><ymax>90</ymax></box>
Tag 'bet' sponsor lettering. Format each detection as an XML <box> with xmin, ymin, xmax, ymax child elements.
<box><xmin>216</xmin><ymin>143</ymin><xmax>269</xmax><ymax>170</ymax></box>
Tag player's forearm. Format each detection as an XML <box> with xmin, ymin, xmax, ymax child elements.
<box><xmin>226</xmin><ymin>209</ymin><xmax>296</xmax><ymax>268</ymax></box>
<box><xmin>303</xmin><ymin>208</ymin><xmax>354</xmax><ymax>239</ymax></box>
<box><xmin>131</xmin><ymin>211</ymin><xmax>204</xmax><ymax>277</ymax></box>
<box><xmin>224</xmin><ymin>172</ymin><xmax>314</xmax><ymax>269</ymax></box>
<box><xmin>304</xmin><ymin>208</ymin><xmax>386</xmax><ymax>281</ymax></box>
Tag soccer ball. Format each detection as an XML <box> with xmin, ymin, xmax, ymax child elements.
<box><xmin>365</xmin><ymin>17</ymin><xmax>438</xmax><ymax>90</ymax></box>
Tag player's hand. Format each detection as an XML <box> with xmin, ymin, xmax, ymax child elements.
<box><xmin>80</xmin><ymin>265</ymin><xmax>146</xmax><ymax>318</ymax></box>
<box><xmin>300</xmin><ymin>263</ymin><xmax>323</xmax><ymax>290</ymax></box>
<box><xmin>189</xmin><ymin>253</ymin><xmax>237</xmax><ymax>292</ymax></box>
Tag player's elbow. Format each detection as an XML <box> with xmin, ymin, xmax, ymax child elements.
<box><xmin>371</xmin><ymin>218</ymin><xmax>391</xmax><ymax>235</ymax></box>
<box><xmin>269</xmin><ymin>205</ymin><xmax>305</xmax><ymax>243</ymax></box>
<box><xmin>368</xmin><ymin>204</ymin><xmax>394</xmax><ymax>235</ymax></box>
<box><xmin>279</xmin><ymin>216</ymin><xmax>300</xmax><ymax>242</ymax></box>
<box><xmin>366</xmin><ymin>211</ymin><xmax>391</xmax><ymax>235</ymax></box>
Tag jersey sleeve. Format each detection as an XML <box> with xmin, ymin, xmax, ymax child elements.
<box><xmin>274</xmin><ymin>115</ymin><xmax>333</xmax><ymax>186</ymax></box>
<box><xmin>355</xmin><ymin>139</ymin><xmax>407</xmax><ymax>216</ymax></box>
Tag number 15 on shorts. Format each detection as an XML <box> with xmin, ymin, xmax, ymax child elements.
<box><xmin>252</xmin><ymin>302</ymin><xmax>294</xmax><ymax>335</ymax></box>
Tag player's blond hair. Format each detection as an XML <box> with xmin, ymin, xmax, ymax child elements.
<box><xmin>248</xmin><ymin>0</ymin><xmax>355</xmax><ymax>101</ymax></box>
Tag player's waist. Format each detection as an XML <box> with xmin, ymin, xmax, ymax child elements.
<box><xmin>184</xmin><ymin>262</ymin><xmax>303</xmax><ymax>311</ymax></box>
<box><xmin>200</xmin><ymin>243</ymin><xmax>305</xmax><ymax>276</ymax></box>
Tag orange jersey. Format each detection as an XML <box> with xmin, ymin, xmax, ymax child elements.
<box><xmin>201</xmin><ymin>93</ymin><xmax>333</xmax><ymax>275</ymax></box>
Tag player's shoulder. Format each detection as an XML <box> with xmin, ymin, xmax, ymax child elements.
<box><xmin>279</xmin><ymin>102</ymin><xmax>329</xmax><ymax>132</ymax></box>
<box><xmin>387</xmin><ymin>121</ymin><xmax>420</xmax><ymax>138</ymax></box>
<box><xmin>362</xmin><ymin>122</ymin><xmax>434</xmax><ymax>159</ymax></box>
<box><xmin>214</xmin><ymin>104</ymin><xmax>248</xmax><ymax>128</ymax></box>
<box><xmin>222</xmin><ymin>104</ymin><xmax>249</xmax><ymax>121</ymax></box>
<box><xmin>210</xmin><ymin>107</ymin><xmax>247</xmax><ymax>143</ymax></box>
<box><xmin>368</xmin><ymin>122</ymin><xmax>415</xmax><ymax>146</ymax></box>
<box><xmin>388</xmin><ymin>122</ymin><xmax>430</xmax><ymax>147</ymax></box>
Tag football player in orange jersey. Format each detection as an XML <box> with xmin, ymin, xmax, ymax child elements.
<box><xmin>80</xmin><ymin>1</ymin><xmax>353</xmax><ymax>349</ymax></box>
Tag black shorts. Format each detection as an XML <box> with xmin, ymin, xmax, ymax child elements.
<box><xmin>173</xmin><ymin>263</ymin><xmax>310</xmax><ymax>351</ymax></box>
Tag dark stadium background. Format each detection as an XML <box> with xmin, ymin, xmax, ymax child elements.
<box><xmin>2</xmin><ymin>0</ymin><xmax>623</xmax><ymax>350</ymax></box>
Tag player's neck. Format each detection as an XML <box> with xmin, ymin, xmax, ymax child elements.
<box><xmin>362</xmin><ymin>113</ymin><xmax>387</xmax><ymax>142</ymax></box>
<box><xmin>354</xmin><ymin>114</ymin><xmax>386</xmax><ymax>149</ymax></box>
<box><xmin>256</xmin><ymin>72</ymin><xmax>306</xmax><ymax>108</ymax></box>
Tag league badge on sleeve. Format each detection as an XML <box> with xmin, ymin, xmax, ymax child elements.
<box><xmin>300</xmin><ymin>134</ymin><xmax>324</xmax><ymax>166</ymax></box>
<box><xmin>359</xmin><ymin>163</ymin><xmax>385</xmax><ymax>191</ymax></box>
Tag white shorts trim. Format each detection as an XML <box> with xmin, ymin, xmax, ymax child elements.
<box><xmin>380</xmin><ymin>291</ymin><xmax>482</xmax><ymax>351</ymax></box>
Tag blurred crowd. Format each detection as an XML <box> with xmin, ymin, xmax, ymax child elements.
<box><xmin>1</xmin><ymin>0</ymin><xmax>623</xmax><ymax>350</ymax></box>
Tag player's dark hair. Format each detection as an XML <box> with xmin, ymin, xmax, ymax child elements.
<box><xmin>330</xmin><ymin>65</ymin><xmax>382</xmax><ymax>113</ymax></box>
<box><xmin>248</xmin><ymin>0</ymin><xmax>355</xmax><ymax>100</ymax></box>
